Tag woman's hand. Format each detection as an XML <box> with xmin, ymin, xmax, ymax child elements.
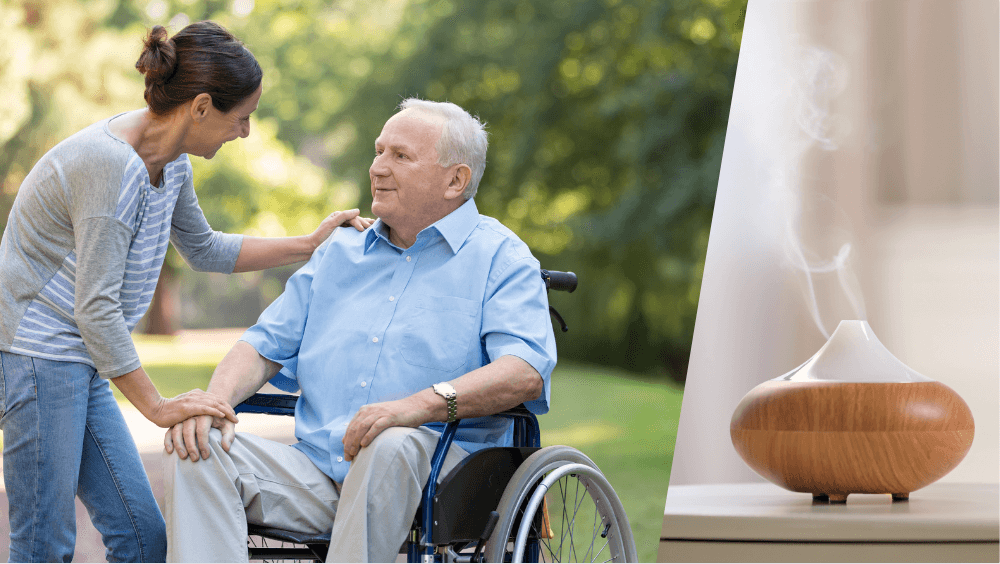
<box><xmin>113</xmin><ymin>367</ymin><xmax>239</xmax><ymax>429</ymax></box>
<box><xmin>307</xmin><ymin>208</ymin><xmax>375</xmax><ymax>250</ymax></box>
<box><xmin>148</xmin><ymin>389</ymin><xmax>239</xmax><ymax>429</ymax></box>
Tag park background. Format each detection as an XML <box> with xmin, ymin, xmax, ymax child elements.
<box><xmin>0</xmin><ymin>0</ymin><xmax>746</xmax><ymax>560</ymax></box>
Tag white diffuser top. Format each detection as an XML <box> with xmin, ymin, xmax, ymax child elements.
<box><xmin>777</xmin><ymin>320</ymin><xmax>932</xmax><ymax>383</ymax></box>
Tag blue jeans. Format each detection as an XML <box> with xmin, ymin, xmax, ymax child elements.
<box><xmin>0</xmin><ymin>351</ymin><xmax>166</xmax><ymax>562</ymax></box>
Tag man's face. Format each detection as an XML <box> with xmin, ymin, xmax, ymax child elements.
<box><xmin>370</xmin><ymin>110</ymin><xmax>455</xmax><ymax>237</ymax></box>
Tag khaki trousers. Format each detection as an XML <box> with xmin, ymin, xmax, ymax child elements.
<box><xmin>163</xmin><ymin>426</ymin><xmax>469</xmax><ymax>562</ymax></box>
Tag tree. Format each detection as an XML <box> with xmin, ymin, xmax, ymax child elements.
<box><xmin>3</xmin><ymin>0</ymin><xmax>745</xmax><ymax>380</ymax></box>
<box><xmin>255</xmin><ymin>0</ymin><xmax>746</xmax><ymax>381</ymax></box>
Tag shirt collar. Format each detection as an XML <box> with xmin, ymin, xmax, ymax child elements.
<box><xmin>365</xmin><ymin>198</ymin><xmax>480</xmax><ymax>255</ymax></box>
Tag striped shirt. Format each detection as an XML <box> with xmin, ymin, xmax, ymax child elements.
<box><xmin>0</xmin><ymin>115</ymin><xmax>242</xmax><ymax>377</ymax></box>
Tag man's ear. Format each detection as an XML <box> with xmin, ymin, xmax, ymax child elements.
<box><xmin>189</xmin><ymin>93</ymin><xmax>214</xmax><ymax>122</ymax></box>
<box><xmin>443</xmin><ymin>164</ymin><xmax>472</xmax><ymax>200</ymax></box>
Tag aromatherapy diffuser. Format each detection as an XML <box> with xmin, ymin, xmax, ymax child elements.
<box><xmin>730</xmin><ymin>320</ymin><xmax>974</xmax><ymax>502</ymax></box>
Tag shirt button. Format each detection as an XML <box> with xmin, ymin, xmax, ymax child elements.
<box><xmin>372</xmin><ymin>336</ymin><xmax>378</xmax><ymax>343</ymax></box>
<box><xmin>360</xmin><ymin>381</ymin><xmax>367</xmax><ymax>388</ymax></box>
<box><xmin>406</xmin><ymin>256</ymin><xmax>411</xmax><ymax>262</ymax></box>
<box><xmin>389</xmin><ymin>295</ymin><xmax>394</xmax><ymax>301</ymax></box>
<box><xmin>337</xmin><ymin>456</ymin><xmax>344</xmax><ymax>463</ymax></box>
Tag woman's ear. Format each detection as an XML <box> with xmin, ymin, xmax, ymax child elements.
<box><xmin>190</xmin><ymin>93</ymin><xmax>214</xmax><ymax>122</ymax></box>
<box><xmin>444</xmin><ymin>164</ymin><xmax>472</xmax><ymax>200</ymax></box>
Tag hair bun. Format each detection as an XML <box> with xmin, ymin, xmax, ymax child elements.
<box><xmin>135</xmin><ymin>25</ymin><xmax>177</xmax><ymax>85</ymax></box>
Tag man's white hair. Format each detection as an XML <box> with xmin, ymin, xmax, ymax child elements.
<box><xmin>398</xmin><ymin>98</ymin><xmax>488</xmax><ymax>199</ymax></box>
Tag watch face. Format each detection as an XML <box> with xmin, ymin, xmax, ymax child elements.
<box><xmin>434</xmin><ymin>382</ymin><xmax>456</xmax><ymax>398</ymax></box>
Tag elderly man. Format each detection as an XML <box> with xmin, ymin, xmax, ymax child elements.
<box><xmin>161</xmin><ymin>99</ymin><xmax>556</xmax><ymax>562</ymax></box>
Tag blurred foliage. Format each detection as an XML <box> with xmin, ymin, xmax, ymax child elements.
<box><xmin>0</xmin><ymin>0</ymin><xmax>744</xmax><ymax>382</ymax></box>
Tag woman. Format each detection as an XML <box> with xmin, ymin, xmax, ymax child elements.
<box><xmin>0</xmin><ymin>22</ymin><xmax>369</xmax><ymax>562</ymax></box>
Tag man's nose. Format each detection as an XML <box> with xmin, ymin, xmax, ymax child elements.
<box><xmin>370</xmin><ymin>153</ymin><xmax>388</xmax><ymax>176</ymax></box>
<box><xmin>239</xmin><ymin>120</ymin><xmax>250</xmax><ymax>139</ymax></box>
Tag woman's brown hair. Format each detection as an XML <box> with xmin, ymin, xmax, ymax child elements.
<box><xmin>135</xmin><ymin>21</ymin><xmax>262</xmax><ymax>116</ymax></box>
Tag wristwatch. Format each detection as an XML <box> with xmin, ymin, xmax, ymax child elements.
<box><xmin>431</xmin><ymin>382</ymin><xmax>458</xmax><ymax>423</ymax></box>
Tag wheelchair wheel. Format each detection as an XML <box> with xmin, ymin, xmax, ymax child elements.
<box><xmin>483</xmin><ymin>446</ymin><xmax>637</xmax><ymax>563</ymax></box>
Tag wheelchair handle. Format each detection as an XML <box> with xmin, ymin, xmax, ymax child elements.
<box><xmin>540</xmin><ymin>269</ymin><xmax>577</xmax><ymax>293</ymax></box>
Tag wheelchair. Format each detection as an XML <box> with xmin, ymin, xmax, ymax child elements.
<box><xmin>233</xmin><ymin>270</ymin><xmax>638</xmax><ymax>562</ymax></box>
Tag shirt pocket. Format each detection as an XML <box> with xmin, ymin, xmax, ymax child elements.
<box><xmin>400</xmin><ymin>295</ymin><xmax>478</xmax><ymax>372</ymax></box>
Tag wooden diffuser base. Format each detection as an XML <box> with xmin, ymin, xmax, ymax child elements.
<box><xmin>731</xmin><ymin>380</ymin><xmax>974</xmax><ymax>502</ymax></box>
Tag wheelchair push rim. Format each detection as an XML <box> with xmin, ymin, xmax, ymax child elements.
<box><xmin>484</xmin><ymin>446</ymin><xmax>638</xmax><ymax>563</ymax></box>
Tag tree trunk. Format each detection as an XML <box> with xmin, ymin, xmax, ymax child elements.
<box><xmin>143</xmin><ymin>264</ymin><xmax>180</xmax><ymax>335</ymax></box>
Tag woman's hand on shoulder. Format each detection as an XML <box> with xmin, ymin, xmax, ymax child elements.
<box><xmin>308</xmin><ymin>208</ymin><xmax>374</xmax><ymax>251</ymax></box>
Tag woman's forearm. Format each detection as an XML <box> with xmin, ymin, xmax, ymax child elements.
<box><xmin>111</xmin><ymin>366</ymin><xmax>163</xmax><ymax>419</ymax></box>
<box><xmin>232</xmin><ymin>235</ymin><xmax>315</xmax><ymax>272</ymax></box>
<box><xmin>112</xmin><ymin>366</ymin><xmax>239</xmax><ymax>428</ymax></box>
<box><xmin>230</xmin><ymin>209</ymin><xmax>371</xmax><ymax>273</ymax></box>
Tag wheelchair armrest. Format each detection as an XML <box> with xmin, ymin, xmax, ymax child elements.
<box><xmin>498</xmin><ymin>404</ymin><xmax>540</xmax><ymax>449</ymax></box>
<box><xmin>234</xmin><ymin>393</ymin><xmax>297</xmax><ymax>416</ymax></box>
<box><xmin>497</xmin><ymin>404</ymin><xmax>534</xmax><ymax>420</ymax></box>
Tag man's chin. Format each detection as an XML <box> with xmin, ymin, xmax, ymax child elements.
<box><xmin>370</xmin><ymin>199</ymin><xmax>393</xmax><ymax>218</ymax></box>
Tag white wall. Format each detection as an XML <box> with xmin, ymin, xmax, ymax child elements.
<box><xmin>669</xmin><ymin>0</ymin><xmax>999</xmax><ymax>486</ymax></box>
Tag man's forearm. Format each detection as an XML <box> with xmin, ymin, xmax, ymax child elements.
<box><xmin>342</xmin><ymin>355</ymin><xmax>545</xmax><ymax>461</ymax></box>
<box><xmin>208</xmin><ymin>340</ymin><xmax>283</xmax><ymax>406</ymax></box>
<box><xmin>428</xmin><ymin>355</ymin><xmax>544</xmax><ymax>423</ymax></box>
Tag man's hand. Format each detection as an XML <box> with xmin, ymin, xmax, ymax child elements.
<box><xmin>308</xmin><ymin>209</ymin><xmax>374</xmax><ymax>250</ymax></box>
<box><xmin>342</xmin><ymin>397</ymin><xmax>433</xmax><ymax>461</ymax></box>
<box><xmin>164</xmin><ymin>414</ymin><xmax>236</xmax><ymax>462</ymax></box>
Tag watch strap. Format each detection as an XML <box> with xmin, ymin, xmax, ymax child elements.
<box><xmin>432</xmin><ymin>382</ymin><xmax>458</xmax><ymax>423</ymax></box>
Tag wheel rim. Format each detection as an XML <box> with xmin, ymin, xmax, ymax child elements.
<box><xmin>513</xmin><ymin>464</ymin><xmax>626</xmax><ymax>563</ymax></box>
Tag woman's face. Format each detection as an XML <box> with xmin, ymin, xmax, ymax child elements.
<box><xmin>188</xmin><ymin>84</ymin><xmax>262</xmax><ymax>159</ymax></box>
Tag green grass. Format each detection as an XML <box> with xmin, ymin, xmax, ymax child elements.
<box><xmin>110</xmin><ymin>363</ymin><xmax>216</xmax><ymax>403</ymax></box>
<box><xmin>541</xmin><ymin>364</ymin><xmax>682</xmax><ymax>563</ymax></box>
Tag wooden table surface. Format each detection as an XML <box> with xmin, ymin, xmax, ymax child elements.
<box><xmin>658</xmin><ymin>482</ymin><xmax>999</xmax><ymax>562</ymax></box>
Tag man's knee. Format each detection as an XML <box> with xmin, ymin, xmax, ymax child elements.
<box><xmin>163</xmin><ymin>428</ymin><xmax>232</xmax><ymax>479</ymax></box>
<box><xmin>354</xmin><ymin>427</ymin><xmax>437</xmax><ymax>471</ymax></box>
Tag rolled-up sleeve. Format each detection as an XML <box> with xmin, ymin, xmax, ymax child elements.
<box><xmin>240</xmin><ymin>238</ymin><xmax>328</xmax><ymax>391</ymax></box>
<box><xmin>482</xmin><ymin>252</ymin><xmax>557</xmax><ymax>414</ymax></box>
<box><xmin>169</xmin><ymin>166</ymin><xmax>243</xmax><ymax>273</ymax></box>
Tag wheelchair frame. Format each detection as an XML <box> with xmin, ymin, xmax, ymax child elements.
<box><xmin>233</xmin><ymin>270</ymin><xmax>637</xmax><ymax>562</ymax></box>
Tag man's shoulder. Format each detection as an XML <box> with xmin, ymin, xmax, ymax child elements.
<box><xmin>470</xmin><ymin>214</ymin><xmax>535</xmax><ymax>260</ymax></box>
<box><xmin>320</xmin><ymin>225</ymin><xmax>369</xmax><ymax>251</ymax></box>
<box><xmin>466</xmin><ymin>215</ymin><xmax>540</xmax><ymax>285</ymax></box>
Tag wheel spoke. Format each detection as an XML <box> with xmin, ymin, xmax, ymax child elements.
<box><xmin>489</xmin><ymin>447</ymin><xmax>634</xmax><ymax>563</ymax></box>
<box><xmin>559</xmin><ymin>477</ymin><xmax>569</xmax><ymax>560</ymax></box>
<box><xmin>585</xmin><ymin>502</ymin><xmax>599</xmax><ymax>562</ymax></box>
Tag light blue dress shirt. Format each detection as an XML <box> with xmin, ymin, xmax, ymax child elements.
<box><xmin>240</xmin><ymin>198</ymin><xmax>557</xmax><ymax>482</ymax></box>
